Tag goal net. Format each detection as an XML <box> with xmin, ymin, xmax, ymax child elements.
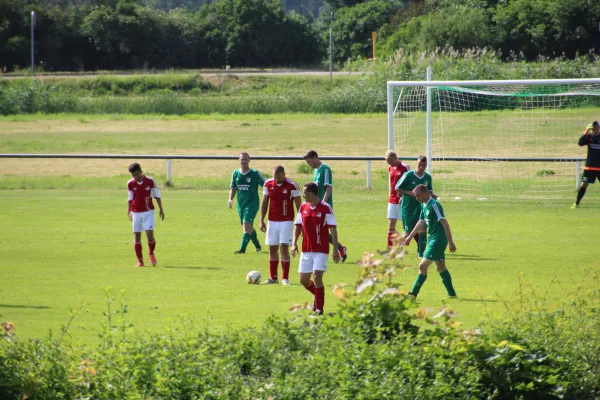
<box><xmin>388</xmin><ymin>78</ymin><xmax>600</xmax><ymax>199</ymax></box>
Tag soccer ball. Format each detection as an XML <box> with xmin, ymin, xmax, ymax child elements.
<box><xmin>246</xmin><ymin>270</ymin><xmax>261</xmax><ymax>284</ymax></box>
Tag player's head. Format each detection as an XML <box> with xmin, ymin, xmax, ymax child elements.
<box><xmin>128</xmin><ymin>163</ymin><xmax>143</xmax><ymax>182</ymax></box>
<box><xmin>273</xmin><ymin>165</ymin><xmax>285</xmax><ymax>184</ymax></box>
<box><xmin>303</xmin><ymin>182</ymin><xmax>319</xmax><ymax>203</ymax></box>
<box><xmin>592</xmin><ymin>121</ymin><xmax>600</xmax><ymax>135</ymax></box>
<box><xmin>416</xmin><ymin>156</ymin><xmax>427</xmax><ymax>174</ymax></box>
<box><xmin>239</xmin><ymin>152</ymin><xmax>250</xmax><ymax>169</ymax></box>
<box><xmin>304</xmin><ymin>150</ymin><xmax>320</xmax><ymax>169</ymax></box>
<box><xmin>413</xmin><ymin>184</ymin><xmax>430</xmax><ymax>203</ymax></box>
<box><xmin>385</xmin><ymin>150</ymin><xmax>398</xmax><ymax>166</ymax></box>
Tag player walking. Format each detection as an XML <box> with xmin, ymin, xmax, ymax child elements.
<box><xmin>303</xmin><ymin>150</ymin><xmax>347</xmax><ymax>262</ymax></box>
<box><xmin>404</xmin><ymin>184</ymin><xmax>457</xmax><ymax>299</ymax></box>
<box><xmin>127</xmin><ymin>163</ymin><xmax>164</xmax><ymax>267</ymax></box>
<box><xmin>291</xmin><ymin>183</ymin><xmax>340</xmax><ymax>315</ymax></box>
<box><xmin>259</xmin><ymin>165</ymin><xmax>302</xmax><ymax>285</ymax></box>
<box><xmin>573</xmin><ymin>121</ymin><xmax>600</xmax><ymax>208</ymax></box>
<box><xmin>228</xmin><ymin>152</ymin><xmax>266</xmax><ymax>253</ymax></box>
<box><xmin>395</xmin><ymin>156</ymin><xmax>436</xmax><ymax>258</ymax></box>
<box><xmin>385</xmin><ymin>150</ymin><xmax>410</xmax><ymax>247</ymax></box>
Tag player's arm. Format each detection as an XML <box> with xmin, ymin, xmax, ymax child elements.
<box><xmin>151</xmin><ymin>184</ymin><xmax>165</xmax><ymax>220</ymax></box>
<box><xmin>293</xmin><ymin>195</ymin><xmax>302</xmax><ymax>212</ymax></box>
<box><xmin>322</xmin><ymin>167</ymin><xmax>333</xmax><ymax>203</ymax></box>
<box><xmin>330</xmin><ymin>226</ymin><xmax>340</xmax><ymax>264</ymax></box>
<box><xmin>291</xmin><ymin>224</ymin><xmax>302</xmax><ymax>258</ymax></box>
<box><xmin>228</xmin><ymin>171</ymin><xmax>237</xmax><ymax>208</ymax></box>
<box><xmin>259</xmin><ymin>189</ymin><xmax>269</xmax><ymax>232</ymax></box>
<box><xmin>396</xmin><ymin>174</ymin><xmax>414</xmax><ymax>197</ymax></box>
<box><xmin>440</xmin><ymin>219</ymin><xmax>456</xmax><ymax>252</ymax></box>
<box><xmin>404</xmin><ymin>220</ymin><xmax>425</xmax><ymax>246</ymax></box>
<box><xmin>323</xmin><ymin>185</ymin><xmax>332</xmax><ymax>203</ymax></box>
<box><xmin>127</xmin><ymin>187</ymin><xmax>133</xmax><ymax>221</ymax></box>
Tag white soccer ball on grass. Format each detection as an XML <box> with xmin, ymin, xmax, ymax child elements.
<box><xmin>246</xmin><ymin>270</ymin><xmax>261</xmax><ymax>284</ymax></box>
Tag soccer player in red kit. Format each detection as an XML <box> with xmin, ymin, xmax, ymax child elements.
<box><xmin>259</xmin><ymin>165</ymin><xmax>302</xmax><ymax>285</ymax></box>
<box><xmin>127</xmin><ymin>163</ymin><xmax>165</xmax><ymax>267</ymax></box>
<box><xmin>291</xmin><ymin>182</ymin><xmax>340</xmax><ymax>315</ymax></box>
<box><xmin>386</xmin><ymin>150</ymin><xmax>410</xmax><ymax>247</ymax></box>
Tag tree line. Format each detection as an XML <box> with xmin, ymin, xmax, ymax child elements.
<box><xmin>1</xmin><ymin>0</ymin><xmax>599</xmax><ymax>72</ymax></box>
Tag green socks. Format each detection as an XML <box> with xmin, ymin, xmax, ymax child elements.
<box><xmin>417</xmin><ymin>232</ymin><xmax>427</xmax><ymax>258</ymax></box>
<box><xmin>250</xmin><ymin>230</ymin><xmax>261</xmax><ymax>249</ymax></box>
<box><xmin>410</xmin><ymin>274</ymin><xmax>428</xmax><ymax>296</ymax></box>
<box><xmin>240</xmin><ymin>233</ymin><xmax>251</xmax><ymax>252</ymax></box>
<box><xmin>439</xmin><ymin>269</ymin><xmax>456</xmax><ymax>296</ymax></box>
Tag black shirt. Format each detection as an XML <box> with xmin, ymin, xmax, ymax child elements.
<box><xmin>578</xmin><ymin>133</ymin><xmax>600</xmax><ymax>168</ymax></box>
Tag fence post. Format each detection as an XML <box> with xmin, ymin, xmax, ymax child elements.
<box><xmin>366</xmin><ymin>160</ymin><xmax>372</xmax><ymax>189</ymax></box>
<box><xmin>576</xmin><ymin>161</ymin><xmax>581</xmax><ymax>190</ymax></box>
<box><xmin>166</xmin><ymin>159</ymin><xmax>172</xmax><ymax>186</ymax></box>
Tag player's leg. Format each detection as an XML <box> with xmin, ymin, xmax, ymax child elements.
<box><xmin>263</xmin><ymin>221</ymin><xmax>279</xmax><ymax>283</ymax></box>
<box><xmin>574</xmin><ymin>171</ymin><xmax>593</xmax><ymax>207</ymax></box>
<box><xmin>417</xmin><ymin>223</ymin><xmax>427</xmax><ymax>258</ymax></box>
<box><xmin>245</xmin><ymin>205</ymin><xmax>262</xmax><ymax>251</ymax></box>
<box><xmin>387</xmin><ymin>203</ymin><xmax>400</xmax><ymax>247</ymax></box>
<box><xmin>435</xmin><ymin>259</ymin><xmax>457</xmax><ymax>298</ymax></box>
<box><xmin>131</xmin><ymin>212</ymin><xmax>144</xmax><ymax>266</ymax></box>
<box><xmin>235</xmin><ymin>207</ymin><xmax>251</xmax><ymax>254</ymax></box>
<box><xmin>299</xmin><ymin>253</ymin><xmax>317</xmax><ymax>308</ymax></box>
<box><xmin>142</xmin><ymin>210</ymin><xmax>157</xmax><ymax>266</ymax></box>
<box><xmin>279</xmin><ymin>221</ymin><xmax>293</xmax><ymax>285</ymax></box>
<box><xmin>408</xmin><ymin>258</ymin><xmax>432</xmax><ymax>298</ymax></box>
<box><xmin>312</xmin><ymin>253</ymin><xmax>328</xmax><ymax>314</ymax></box>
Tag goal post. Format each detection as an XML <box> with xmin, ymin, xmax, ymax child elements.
<box><xmin>387</xmin><ymin>75</ymin><xmax>600</xmax><ymax>199</ymax></box>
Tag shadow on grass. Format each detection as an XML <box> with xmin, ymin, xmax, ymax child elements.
<box><xmin>447</xmin><ymin>254</ymin><xmax>498</xmax><ymax>261</ymax></box>
<box><xmin>163</xmin><ymin>266</ymin><xmax>223</xmax><ymax>270</ymax></box>
<box><xmin>454</xmin><ymin>298</ymin><xmax>500</xmax><ymax>303</ymax></box>
<box><xmin>0</xmin><ymin>304</ymin><xmax>51</xmax><ymax>309</ymax></box>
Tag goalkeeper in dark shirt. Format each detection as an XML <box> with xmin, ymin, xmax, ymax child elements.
<box><xmin>573</xmin><ymin>121</ymin><xmax>600</xmax><ymax>208</ymax></box>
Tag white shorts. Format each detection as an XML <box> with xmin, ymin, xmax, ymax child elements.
<box><xmin>132</xmin><ymin>210</ymin><xmax>155</xmax><ymax>232</ymax></box>
<box><xmin>265</xmin><ymin>220</ymin><xmax>294</xmax><ymax>246</ymax></box>
<box><xmin>387</xmin><ymin>203</ymin><xmax>401</xmax><ymax>220</ymax></box>
<box><xmin>298</xmin><ymin>252</ymin><xmax>329</xmax><ymax>273</ymax></box>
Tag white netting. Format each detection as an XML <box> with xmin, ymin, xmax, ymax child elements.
<box><xmin>391</xmin><ymin>82</ymin><xmax>600</xmax><ymax>199</ymax></box>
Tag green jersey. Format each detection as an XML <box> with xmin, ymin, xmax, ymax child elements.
<box><xmin>313</xmin><ymin>163</ymin><xmax>333</xmax><ymax>208</ymax></box>
<box><xmin>395</xmin><ymin>170</ymin><xmax>433</xmax><ymax>220</ymax></box>
<box><xmin>420</xmin><ymin>198</ymin><xmax>447</xmax><ymax>242</ymax></box>
<box><xmin>230</xmin><ymin>168</ymin><xmax>266</xmax><ymax>210</ymax></box>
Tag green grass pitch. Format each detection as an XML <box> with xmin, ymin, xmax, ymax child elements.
<box><xmin>0</xmin><ymin>113</ymin><xmax>598</xmax><ymax>346</ymax></box>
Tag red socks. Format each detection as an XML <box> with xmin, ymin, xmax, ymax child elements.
<box><xmin>304</xmin><ymin>280</ymin><xmax>316</xmax><ymax>294</ymax></box>
<box><xmin>387</xmin><ymin>229</ymin><xmax>397</xmax><ymax>246</ymax></box>
<box><xmin>269</xmin><ymin>259</ymin><xmax>279</xmax><ymax>280</ymax></box>
<box><xmin>134</xmin><ymin>242</ymin><xmax>143</xmax><ymax>261</ymax></box>
<box><xmin>148</xmin><ymin>240</ymin><xmax>156</xmax><ymax>255</ymax></box>
<box><xmin>281</xmin><ymin>259</ymin><xmax>290</xmax><ymax>280</ymax></box>
<box><xmin>315</xmin><ymin>286</ymin><xmax>325</xmax><ymax>312</ymax></box>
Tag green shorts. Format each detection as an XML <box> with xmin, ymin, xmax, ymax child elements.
<box><xmin>238</xmin><ymin>205</ymin><xmax>259</xmax><ymax>225</ymax></box>
<box><xmin>402</xmin><ymin>214</ymin><xmax>421</xmax><ymax>234</ymax></box>
<box><xmin>423</xmin><ymin>238</ymin><xmax>448</xmax><ymax>262</ymax></box>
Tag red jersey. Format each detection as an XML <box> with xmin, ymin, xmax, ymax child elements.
<box><xmin>388</xmin><ymin>162</ymin><xmax>410</xmax><ymax>204</ymax></box>
<box><xmin>128</xmin><ymin>176</ymin><xmax>160</xmax><ymax>213</ymax></box>
<box><xmin>263</xmin><ymin>178</ymin><xmax>301</xmax><ymax>222</ymax></box>
<box><xmin>295</xmin><ymin>201</ymin><xmax>337</xmax><ymax>254</ymax></box>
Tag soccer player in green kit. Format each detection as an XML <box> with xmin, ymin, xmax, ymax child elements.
<box><xmin>228</xmin><ymin>152</ymin><xmax>266</xmax><ymax>254</ymax></box>
<box><xmin>395</xmin><ymin>156</ymin><xmax>437</xmax><ymax>258</ymax></box>
<box><xmin>303</xmin><ymin>150</ymin><xmax>347</xmax><ymax>262</ymax></box>
<box><xmin>404</xmin><ymin>184</ymin><xmax>457</xmax><ymax>299</ymax></box>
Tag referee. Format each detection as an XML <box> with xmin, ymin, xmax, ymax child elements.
<box><xmin>573</xmin><ymin>121</ymin><xmax>600</xmax><ymax>208</ymax></box>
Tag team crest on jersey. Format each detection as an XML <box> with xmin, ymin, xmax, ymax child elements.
<box><xmin>247</xmin><ymin>178</ymin><xmax>251</xmax><ymax>182</ymax></box>
<box><xmin>317</xmin><ymin>212</ymin><xmax>322</xmax><ymax>217</ymax></box>
<box><xmin>145</xmin><ymin>187</ymin><xmax>150</xmax><ymax>191</ymax></box>
<box><xmin>283</xmin><ymin>189</ymin><xmax>288</xmax><ymax>193</ymax></box>
<box><xmin>133</xmin><ymin>187</ymin><xmax>137</xmax><ymax>191</ymax></box>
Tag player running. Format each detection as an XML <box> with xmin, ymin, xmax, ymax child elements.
<box><xmin>385</xmin><ymin>150</ymin><xmax>410</xmax><ymax>247</ymax></box>
<box><xmin>228</xmin><ymin>152</ymin><xmax>266</xmax><ymax>254</ymax></box>
<box><xmin>404</xmin><ymin>184</ymin><xmax>457</xmax><ymax>299</ymax></box>
<box><xmin>303</xmin><ymin>150</ymin><xmax>348</xmax><ymax>262</ymax></box>
<box><xmin>127</xmin><ymin>163</ymin><xmax>165</xmax><ymax>267</ymax></box>
<box><xmin>292</xmin><ymin>182</ymin><xmax>340</xmax><ymax>315</ymax></box>
<box><xmin>395</xmin><ymin>156</ymin><xmax>437</xmax><ymax>258</ymax></box>
<box><xmin>259</xmin><ymin>165</ymin><xmax>302</xmax><ymax>285</ymax></box>
<box><xmin>572</xmin><ymin>121</ymin><xmax>600</xmax><ymax>208</ymax></box>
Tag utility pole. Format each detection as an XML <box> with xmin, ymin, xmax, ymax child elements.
<box><xmin>329</xmin><ymin>12</ymin><xmax>333</xmax><ymax>82</ymax></box>
<box><xmin>31</xmin><ymin>11</ymin><xmax>36</xmax><ymax>73</ymax></box>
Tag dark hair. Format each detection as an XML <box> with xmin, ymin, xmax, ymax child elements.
<box><xmin>304</xmin><ymin>150</ymin><xmax>318</xmax><ymax>159</ymax></box>
<box><xmin>418</xmin><ymin>155</ymin><xmax>427</xmax><ymax>163</ymax></box>
<box><xmin>128</xmin><ymin>163</ymin><xmax>142</xmax><ymax>174</ymax></box>
<box><xmin>274</xmin><ymin>165</ymin><xmax>285</xmax><ymax>174</ymax></box>
<box><xmin>240</xmin><ymin>152</ymin><xmax>250</xmax><ymax>158</ymax></box>
<box><xmin>304</xmin><ymin>182</ymin><xmax>318</xmax><ymax>195</ymax></box>
<box><xmin>593</xmin><ymin>121</ymin><xmax>599</xmax><ymax>128</ymax></box>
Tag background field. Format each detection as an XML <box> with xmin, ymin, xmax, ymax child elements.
<box><xmin>1</xmin><ymin>113</ymin><xmax>598</xmax><ymax>346</ymax></box>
